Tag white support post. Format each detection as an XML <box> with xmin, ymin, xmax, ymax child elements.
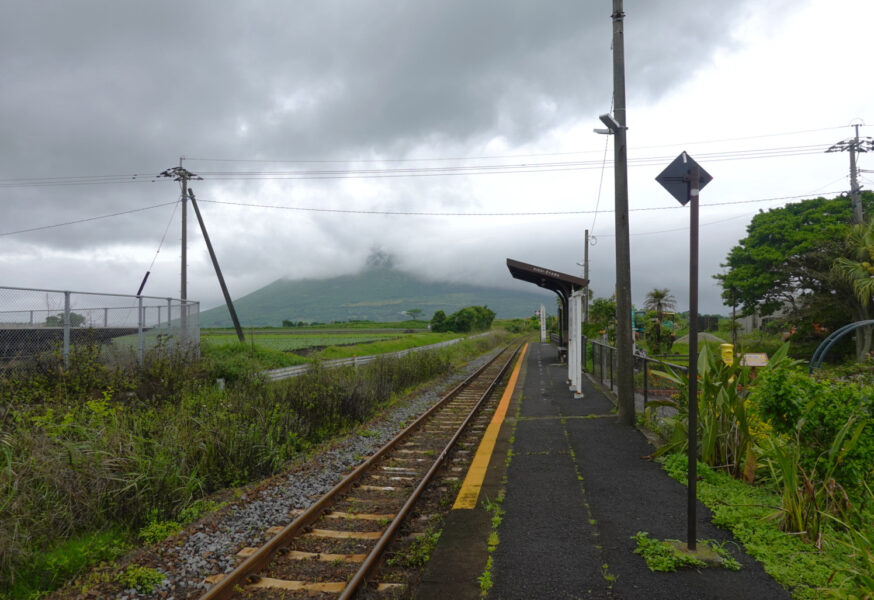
<box><xmin>540</xmin><ymin>303</ymin><xmax>546</xmax><ymax>342</ymax></box>
<box><xmin>570</xmin><ymin>290</ymin><xmax>583</xmax><ymax>395</ymax></box>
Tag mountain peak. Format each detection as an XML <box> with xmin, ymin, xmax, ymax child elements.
<box><xmin>198</xmin><ymin>266</ymin><xmax>550</xmax><ymax>327</ymax></box>
<box><xmin>364</xmin><ymin>248</ymin><xmax>395</xmax><ymax>270</ymax></box>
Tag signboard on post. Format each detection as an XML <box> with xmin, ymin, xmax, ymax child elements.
<box><xmin>656</xmin><ymin>151</ymin><xmax>712</xmax><ymax>551</ymax></box>
<box><xmin>655</xmin><ymin>151</ymin><xmax>712</xmax><ymax>205</ymax></box>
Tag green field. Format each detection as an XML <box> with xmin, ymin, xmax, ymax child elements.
<box><xmin>201</xmin><ymin>330</ymin><xmax>405</xmax><ymax>353</ymax></box>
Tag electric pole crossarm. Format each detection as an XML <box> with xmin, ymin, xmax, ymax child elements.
<box><xmin>826</xmin><ymin>124</ymin><xmax>874</xmax><ymax>225</ymax></box>
<box><xmin>158</xmin><ymin>164</ymin><xmax>203</xmax><ymax>302</ymax></box>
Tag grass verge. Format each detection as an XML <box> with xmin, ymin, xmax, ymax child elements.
<box><xmin>659</xmin><ymin>453</ymin><xmax>863</xmax><ymax>599</ymax></box>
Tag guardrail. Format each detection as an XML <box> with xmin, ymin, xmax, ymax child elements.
<box><xmin>263</xmin><ymin>334</ymin><xmax>489</xmax><ymax>382</ymax></box>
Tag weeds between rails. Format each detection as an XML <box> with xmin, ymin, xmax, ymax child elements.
<box><xmin>0</xmin><ymin>330</ymin><xmax>510</xmax><ymax>599</ymax></box>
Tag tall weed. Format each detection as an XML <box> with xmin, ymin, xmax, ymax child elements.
<box><xmin>0</xmin><ymin>333</ymin><xmax>491</xmax><ymax>597</ymax></box>
<box><xmin>652</xmin><ymin>343</ymin><xmax>796</xmax><ymax>480</ymax></box>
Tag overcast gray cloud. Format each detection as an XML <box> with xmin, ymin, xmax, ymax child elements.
<box><xmin>2</xmin><ymin>0</ymin><xmax>868</xmax><ymax>317</ymax></box>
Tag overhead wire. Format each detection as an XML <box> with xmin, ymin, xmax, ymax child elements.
<box><xmin>189</xmin><ymin>144</ymin><xmax>830</xmax><ymax>182</ymax></box>
<box><xmin>197</xmin><ymin>191</ymin><xmax>843</xmax><ymax>217</ymax></box>
<box><xmin>0</xmin><ymin>141</ymin><xmax>835</xmax><ymax>189</ymax></box>
<box><xmin>180</xmin><ymin>125</ymin><xmax>847</xmax><ymax>165</ymax></box>
<box><xmin>0</xmin><ymin>173</ymin><xmax>160</xmax><ymax>188</ymax></box>
<box><xmin>0</xmin><ymin>201</ymin><xmax>178</xmax><ymax>237</ymax></box>
<box><xmin>144</xmin><ymin>200</ymin><xmax>180</xmax><ymax>272</ymax></box>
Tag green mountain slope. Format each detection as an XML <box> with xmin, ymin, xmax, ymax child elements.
<box><xmin>199</xmin><ymin>266</ymin><xmax>552</xmax><ymax>327</ymax></box>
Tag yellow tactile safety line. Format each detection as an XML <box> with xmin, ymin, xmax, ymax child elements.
<box><xmin>452</xmin><ymin>343</ymin><xmax>529</xmax><ymax>509</ymax></box>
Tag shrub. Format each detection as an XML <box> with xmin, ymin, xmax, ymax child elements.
<box><xmin>0</xmin><ymin>332</ymin><xmax>499</xmax><ymax>598</ymax></box>
<box><xmin>430</xmin><ymin>306</ymin><xmax>495</xmax><ymax>333</ymax></box>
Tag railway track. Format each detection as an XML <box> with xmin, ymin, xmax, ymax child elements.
<box><xmin>200</xmin><ymin>343</ymin><xmax>522</xmax><ymax>599</ymax></box>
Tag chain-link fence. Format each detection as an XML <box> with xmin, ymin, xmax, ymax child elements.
<box><xmin>0</xmin><ymin>286</ymin><xmax>199</xmax><ymax>369</ymax></box>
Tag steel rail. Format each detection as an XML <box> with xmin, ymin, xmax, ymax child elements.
<box><xmin>338</xmin><ymin>343</ymin><xmax>520</xmax><ymax>599</ymax></box>
<box><xmin>199</xmin><ymin>344</ymin><xmax>515</xmax><ymax>600</ymax></box>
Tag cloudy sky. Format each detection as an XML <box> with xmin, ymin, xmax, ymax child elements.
<box><xmin>2</xmin><ymin>0</ymin><xmax>873</xmax><ymax>318</ymax></box>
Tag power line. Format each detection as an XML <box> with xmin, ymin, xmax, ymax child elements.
<box><xmin>0</xmin><ymin>142</ymin><xmax>834</xmax><ymax>189</ymax></box>
<box><xmin>590</xmin><ymin>132</ymin><xmax>610</xmax><ymax>234</ymax></box>
<box><xmin>191</xmin><ymin>144</ymin><xmax>830</xmax><ymax>182</ymax></box>
<box><xmin>0</xmin><ymin>201</ymin><xmax>178</xmax><ymax>237</ymax></box>
<box><xmin>0</xmin><ymin>189</ymin><xmax>845</xmax><ymax>239</ymax></box>
<box><xmin>0</xmin><ymin>173</ymin><xmax>160</xmax><ymax>188</ymax></box>
<box><xmin>181</xmin><ymin>125</ymin><xmax>847</xmax><ymax>165</ymax></box>
<box><xmin>198</xmin><ymin>191</ymin><xmax>842</xmax><ymax>217</ymax></box>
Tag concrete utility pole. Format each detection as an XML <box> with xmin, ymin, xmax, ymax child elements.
<box><xmin>158</xmin><ymin>162</ymin><xmax>202</xmax><ymax>301</ymax></box>
<box><xmin>827</xmin><ymin>123</ymin><xmax>874</xmax><ymax>224</ymax></box>
<box><xmin>611</xmin><ymin>0</ymin><xmax>635</xmax><ymax>425</ymax></box>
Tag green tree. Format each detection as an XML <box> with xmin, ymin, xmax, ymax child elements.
<box><xmin>430</xmin><ymin>306</ymin><xmax>495</xmax><ymax>333</ymax></box>
<box><xmin>718</xmin><ymin>193</ymin><xmax>874</xmax><ymax>360</ymax></box>
<box><xmin>45</xmin><ymin>312</ymin><xmax>86</xmax><ymax>327</ymax></box>
<box><xmin>834</xmin><ymin>220</ymin><xmax>874</xmax><ymax>307</ymax></box>
<box><xmin>406</xmin><ymin>308</ymin><xmax>423</xmax><ymax>321</ymax></box>
<box><xmin>430</xmin><ymin>310</ymin><xmax>447</xmax><ymax>332</ymax></box>
<box><xmin>833</xmin><ymin>220</ymin><xmax>874</xmax><ymax>359</ymax></box>
<box><xmin>643</xmin><ymin>288</ymin><xmax>676</xmax><ymax>320</ymax></box>
<box><xmin>642</xmin><ymin>288</ymin><xmax>676</xmax><ymax>352</ymax></box>
<box><xmin>587</xmin><ymin>295</ymin><xmax>616</xmax><ymax>341</ymax></box>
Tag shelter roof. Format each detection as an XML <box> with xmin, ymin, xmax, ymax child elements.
<box><xmin>506</xmin><ymin>258</ymin><xmax>587</xmax><ymax>298</ymax></box>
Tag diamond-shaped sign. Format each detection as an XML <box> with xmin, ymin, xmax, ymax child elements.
<box><xmin>655</xmin><ymin>151</ymin><xmax>712</xmax><ymax>205</ymax></box>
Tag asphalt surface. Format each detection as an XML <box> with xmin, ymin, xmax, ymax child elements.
<box><xmin>419</xmin><ymin>342</ymin><xmax>791</xmax><ymax>600</ymax></box>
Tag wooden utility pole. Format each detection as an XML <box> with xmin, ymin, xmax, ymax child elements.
<box><xmin>611</xmin><ymin>0</ymin><xmax>635</xmax><ymax>426</ymax></box>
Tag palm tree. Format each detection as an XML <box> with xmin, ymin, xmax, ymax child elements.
<box><xmin>643</xmin><ymin>288</ymin><xmax>677</xmax><ymax>323</ymax></box>
<box><xmin>834</xmin><ymin>222</ymin><xmax>874</xmax><ymax>307</ymax></box>
<box><xmin>833</xmin><ymin>221</ymin><xmax>874</xmax><ymax>361</ymax></box>
<box><xmin>642</xmin><ymin>288</ymin><xmax>677</xmax><ymax>353</ymax></box>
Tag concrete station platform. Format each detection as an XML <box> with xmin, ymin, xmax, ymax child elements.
<box><xmin>416</xmin><ymin>342</ymin><xmax>790</xmax><ymax>600</ymax></box>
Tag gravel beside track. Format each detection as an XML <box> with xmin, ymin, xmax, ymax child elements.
<box><xmin>57</xmin><ymin>349</ymin><xmax>499</xmax><ymax>600</ymax></box>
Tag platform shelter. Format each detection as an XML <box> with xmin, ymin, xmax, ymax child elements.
<box><xmin>505</xmin><ymin>258</ymin><xmax>587</xmax><ymax>392</ymax></box>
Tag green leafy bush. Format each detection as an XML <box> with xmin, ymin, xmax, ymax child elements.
<box><xmin>750</xmin><ymin>368</ymin><xmax>874</xmax><ymax>489</ymax></box>
<box><xmin>117</xmin><ymin>565</ymin><xmax>164</xmax><ymax>593</ymax></box>
<box><xmin>430</xmin><ymin>305</ymin><xmax>495</xmax><ymax>333</ymax></box>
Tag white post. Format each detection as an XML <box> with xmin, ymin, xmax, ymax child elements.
<box><xmin>540</xmin><ymin>304</ymin><xmax>546</xmax><ymax>342</ymax></box>
<box><xmin>570</xmin><ymin>290</ymin><xmax>583</xmax><ymax>395</ymax></box>
<box><xmin>568</xmin><ymin>293</ymin><xmax>576</xmax><ymax>390</ymax></box>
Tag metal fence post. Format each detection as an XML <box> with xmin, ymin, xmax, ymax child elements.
<box><xmin>137</xmin><ymin>295</ymin><xmax>144</xmax><ymax>365</ymax></box>
<box><xmin>166</xmin><ymin>298</ymin><xmax>172</xmax><ymax>335</ymax></box>
<box><xmin>600</xmin><ymin>344</ymin><xmax>605</xmax><ymax>383</ymax></box>
<box><xmin>63</xmin><ymin>291</ymin><xmax>71</xmax><ymax>367</ymax></box>
<box><xmin>643</xmin><ymin>357</ymin><xmax>649</xmax><ymax>407</ymax></box>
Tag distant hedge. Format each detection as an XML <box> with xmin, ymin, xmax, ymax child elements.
<box><xmin>430</xmin><ymin>305</ymin><xmax>495</xmax><ymax>333</ymax></box>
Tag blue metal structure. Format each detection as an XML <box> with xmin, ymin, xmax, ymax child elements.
<box><xmin>809</xmin><ymin>319</ymin><xmax>874</xmax><ymax>371</ymax></box>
